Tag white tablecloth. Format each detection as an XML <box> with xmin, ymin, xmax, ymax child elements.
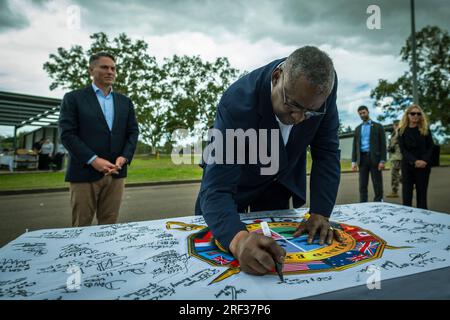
<box><xmin>0</xmin><ymin>155</ymin><xmax>14</xmax><ymax>172</ymax></box>
<box><xmin>0</xmin><ymin>202</ymin><xmax>449</xmax><ymax>300</ymax></box>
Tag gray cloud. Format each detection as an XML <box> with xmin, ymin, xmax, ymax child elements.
<box><xmin>2</xmin><ymin>0</ymin><xmax>448</xmax><ymax>54</ymax></box>
<box><xmin>72</xmin><ymin>0</ymin><xmax>252</xmax><ymax>39</ymax></box>
<box><xmin>69</xmin><ymin>0</ymin><xmax>449</xmax><ymax>55</ymax></box>
<box><xmin>278</xmin><ymin>0</ymin><xmax>450</xmax><ymax>54</ymax></box>
<box><xmin>0</xmin><ymin>0</ymin><xmax>447</xmax><ymax>136</ymax></box>
<box><xmin>0</xmin><ymin>1</ymin><xmax>29</xmax><ymax>31</ymax></box>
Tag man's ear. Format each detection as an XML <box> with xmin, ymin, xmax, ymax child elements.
<box><xmin>88</xmin><ymin>65</ymin><xmax>94</xmax><ymax>75</ymax></box>
<box><xmin>271</xmin><ymin>68</ymin><xmax>282</xmax><ymax>86</ymax></box>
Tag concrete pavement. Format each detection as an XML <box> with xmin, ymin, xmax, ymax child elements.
<box><xmin>1</xmin><ymin>167</ymin><xmax>449</xmax><ymax>247</ymax></box>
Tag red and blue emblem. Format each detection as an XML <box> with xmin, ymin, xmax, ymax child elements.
<box><xmin>167</xmin><ymin>214</ymin><xmax>408</xmax><ymax>284</ymax></box>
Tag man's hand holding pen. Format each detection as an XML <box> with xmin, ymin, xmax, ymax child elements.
<box><xmin>229</xmin><ymin>231</ymin><xmax>286</xmax><ymax>276</ymax></box>
<box><xmin>229</xmin><ymin>213</ymin><xmax>343</xmax><ymax>277</ymax></box>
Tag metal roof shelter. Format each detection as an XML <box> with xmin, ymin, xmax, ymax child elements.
<box><xmin>0</xmin><ymin>91</ymin><xmax>61</xmax><ymax>149</ymax></box>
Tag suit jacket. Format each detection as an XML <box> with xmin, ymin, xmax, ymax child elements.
<box><xmin>59</xmin><ymin>85</ymin><xmax>139</xmax><ymax>182</ymax></box>
<box><xmin>397</xmin><ymin>126</ymin><xmax>434</xmax><ymax>166</ymax></box>
<box><xmin>351</xmin><ymin>121</ymin><xmax>387</xmax><ymax>165</ymax></box>
<box><xmin>195</xmin><ymin>58</ymin><xmax>341</xmax><ymax>250</ymax></box>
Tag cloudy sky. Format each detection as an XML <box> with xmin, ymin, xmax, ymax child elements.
<box><xmin>0</xmin><ymin>0</ymin><xmax>449</xmax><ymax>136</ymax></box>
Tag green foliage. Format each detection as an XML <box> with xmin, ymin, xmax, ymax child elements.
<box><xmin>338</xmin><ymin>119</ymin><xmax>353</xmax><ymax>134</ymax></box>
<box><xmin>162</xmin><ymin>55</ymin><xmax>240</xmax><ymax>135</ymax></box>
<box><xmin>43</xmin><ymin>45</ymin><xmax>89</xmax><ymax>90</ymax></box>
<box><xmin>134</xmin><ymin>141</ymin><xmax>153</xmax><ymax>155</ymax></box>
<box><xmin>440</xmin><ymin>143</ymin><xmax>450</xmax><ymax>154</ymax></box>
<box><xmin>0</xmin><ymin>135</ymin><xmax>13</xmax><ymax>150</ymax></box>
<box><xmin>0</xmin><ymin>131</ymin><xmax>30</xmax><ymax>150</ymax></box>
<box><xmin>43</xmin><ymin>32</ymin><xmax>241</xmax><ymax>153</ymax></box>
<box><xmin>371</xmin><ymin>26</ymin><xmax>450</xmax><ymax>137</ymax></box>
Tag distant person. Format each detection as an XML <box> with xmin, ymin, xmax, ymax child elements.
<box><xmin>398</xmin><ymin>104</ymin><xmax>434</xmax><ymax>209</ymax></box>
<box><xmin>59</xmin><ymin>51</ymin><xmax>139</xmax><ymax>227</ymax></box>
<box><xmin>53</xmin><ymin>142</ymin><xmax>67</xmax><ymax>171</ymax></box>
<box><xmin>386</xmin><ymin>120</ymin><xmax>402</xmax><ymax>198</ymax></box>
<box><xmin>351</xmin><ymin>105</ymin><xmax>387</xmax><ymax>202</ymax></box>
<box><xmin>32</xmin><ymin>138</ymin><xmax>44</xmax><ymax>154</ymax></box>
<box><xmin>39</xmin><ymin>138</ymin><xmax>54</xmax><ymax>170</ymax></box>
<box><xmin>33</xmin><ymin>138</ymin><xmax>44</xmax><ymax>170</ymax></box>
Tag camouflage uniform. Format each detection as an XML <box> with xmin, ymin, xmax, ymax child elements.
<box><xmin>388</xmin><ymin>130</ymin><xmax>402</xmax><ymax>194</ymax></box>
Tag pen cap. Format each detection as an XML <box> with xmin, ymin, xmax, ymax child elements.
<box><xmin>260</xmin><ymin>221</ymin><xmax>271</xmax><ymax>237</ymax></box>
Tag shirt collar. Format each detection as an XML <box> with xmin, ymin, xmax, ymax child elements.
<box><xmin>363</xmin><ymin>119</ymin><xmax>372</xmax><ymax>125</ymax></box>
<box><xmin>92</xmin><ymin>82</ymin><xmax>113</xmax><ymax>97</ymax></box>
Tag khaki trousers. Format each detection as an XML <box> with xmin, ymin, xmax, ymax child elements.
<box><xmin>70</xmin><ymin>176</ymin><xmax>125</xmax><ymax>227</ymax></box>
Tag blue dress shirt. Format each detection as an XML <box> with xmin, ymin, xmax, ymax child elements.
<box><xmin>360</xmin><ymin>120</ymin><xmax>372</xmax><ymax>152</ymax></box>
<box><xmin>87</xmin><ymin>83</ymin><xmax>115</xmax><ymax>165</ymax></box>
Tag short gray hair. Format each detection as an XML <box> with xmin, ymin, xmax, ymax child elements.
<box><xmin>89</xmin><ymin>52</ymin><xmax>116</xmax><ymax>67</ymax></box>
<box><xmin>284</xmin><ymin>46</ymin><xmax>335</xmax><ymax>95</ymax></box>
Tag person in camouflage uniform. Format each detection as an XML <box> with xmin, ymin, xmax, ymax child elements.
<box><xmin>386</xmin><ymin>120</ymin><xmax>402</xmax><ymax>197</ymax></box>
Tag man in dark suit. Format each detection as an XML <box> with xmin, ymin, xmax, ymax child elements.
<box><xmin>195</xmin><ymin>46</ymin><xmax>342</xmax><ymax>276</ymax></box>
<box><xmin>59</xmin><ymin>52</ymin><xmax>139</xmax><ymax>227</ymax></box>
<box><xmin>351</xmin><ymin>106</ymin><xmax>386</xmax><ymax>202</ymax></box>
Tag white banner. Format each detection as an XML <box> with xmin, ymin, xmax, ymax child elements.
<box><xmin>0</xmin><ymin>202</ymin><xmax>449</xmax><ymax>300</ymax></box>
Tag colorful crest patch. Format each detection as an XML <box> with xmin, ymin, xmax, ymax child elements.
<box><xmin>166</xmin><ymin>214</ymin><xmax>407</xmax><ymax>284</ymax></box>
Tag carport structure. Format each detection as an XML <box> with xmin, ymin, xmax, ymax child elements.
<box><xmin>0</xmin><ymin>91</ymin><xmax>61</xmax><ymax>149</ymax></box>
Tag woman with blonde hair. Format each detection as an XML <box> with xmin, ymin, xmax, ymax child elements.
<box><xmin>397</xmin><ymin>104</ymin><xmax>434</xmax><ymax>209</ymax></box>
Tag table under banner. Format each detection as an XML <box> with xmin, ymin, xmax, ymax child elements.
<box><xmin>1</xmin><ymin>202</ymin><xmax>449</xmax><ymax>300</ymax></box>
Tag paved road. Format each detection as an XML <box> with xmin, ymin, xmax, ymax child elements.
<box><xmin>1</xmin><ymin>167</ymin><xmax>449</xmax><ymax>247</ymax></box>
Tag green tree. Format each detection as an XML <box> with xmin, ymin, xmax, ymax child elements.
<box><xmin>0</xmin><ymin>131</ymin><xmax>30</xmax><ymax>150</ymax></box>
<box><xmin>371</xmin><ymin>26</ymin><xmax>450</xmax><ymax>137</ymax></box>
<box><xmin>43</xmin><ymin>32</ymin><xmax>242</xmax><ymax>154</ymax></box>
<box><xmin>338</xmin><ymin>119</ymin><xmax>353</xmax><ymax>134</ymax></box>
<box><xmin>44</xmin><ymin>32</ymin><xmax>165</xmax><ymax>153</ymax></box>
<box><xmin>161</xmin><ymin>55</ymin><xmax>240</xmax><ymax>143</ymax></box>
<box><xmin>0</xmin><ymin>135</ymin><xmax>13</xmax><ymax>150</ymax></box>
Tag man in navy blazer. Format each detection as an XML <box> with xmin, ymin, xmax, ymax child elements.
<box><xmin>59</xmin><ymin>52</ymin><xmax>139</xmax><ymax>227</ymax></box>
<box><xmin>195</xmin><ymin>46</ymin><xmax>342</xmax><ymax>276</ymax></box>
<box><xmin>351</xmin><ymin>106</ymin><xmax>386</xmax><ymax>202</ymax></box>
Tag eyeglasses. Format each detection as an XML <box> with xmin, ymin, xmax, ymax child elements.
<box><xmin>409</xmin><ymin>112</ymin><xmax>422</xmax><ymax>116</ymax></box>
<box><xmin>280</xmin><ymin>68</ymin><xmax>326</xmax><ymax>120</ymax></box>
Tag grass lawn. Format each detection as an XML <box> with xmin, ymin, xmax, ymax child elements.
<box><xmin>0</xmin><ymin>155</ymin><xmax>203</xmax><ymax>191</ymax></box>
<box><xmin>0</xmin><ymin>154</ymin><xmax>448</xmax><ymax>191</ymax></box>
<box><xmin>439</xmin><ymin>154</ymin><xmax>450</xmax><ymax>166</ymax></box>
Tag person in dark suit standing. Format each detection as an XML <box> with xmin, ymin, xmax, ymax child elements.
<box><xmin>59</xmin><ymin>52</ymin><xmax>139</xmax><ymax>227</ymax></box>
<box><xmin>53</xmin><ymin>142</ymin><xmax>67</xmax><ymax>171</ymax></box>
<box><xmin>39</xmin><ymin>138</ymin><xmax>54</xmax><ymax>170</ymax></box>
<box><xmin>33</xmin><ymin>138</ymin><xmax>44</xmax><ymax>169</ymax></box>
<box><xmin>32</xmin><ymin>138</ymin><xmax>44</xmax><ymax>154</ymax></box>
<box><xmin>397</xmin><ymin>104</ymin><xmax>434</xmax><ymax>209</ymax></box>
<box><xmin>195</xmin><ymin>46</ymin><xmax>343</xmax><ymax>276</ymax></box>
<box><xmin>351</xmin><ymin>106</ymin><xmax>386</xmax><ymax>202</ymax></box>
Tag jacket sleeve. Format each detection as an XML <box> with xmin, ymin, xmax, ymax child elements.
<box><xmin>379</xmin><ymin>124</ymin><xmax>387</xmax><ymax>162</ymax></box>
<box><xmin>309</xmin><ymin>74</ymin><xmax>340</xmax><ymax>218</ymax></box>
<box><xmin>59</xmin><ymin>92</ymin><xmax>96</xmax><ymax>165</ymax></box>
<box><xmin>199</xmin><ymin>104</ymin><xmax>247</xmax><ymax>251</ymax></box>
<box><xmin>351</xmin><ymin>127</ymin><xmax>358</xmax><ymax>163</ymax></box>
<box><xmin>120</xmin><ymin>98</ymin><xmax>139</xmax><ymax>164</ymax></box>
